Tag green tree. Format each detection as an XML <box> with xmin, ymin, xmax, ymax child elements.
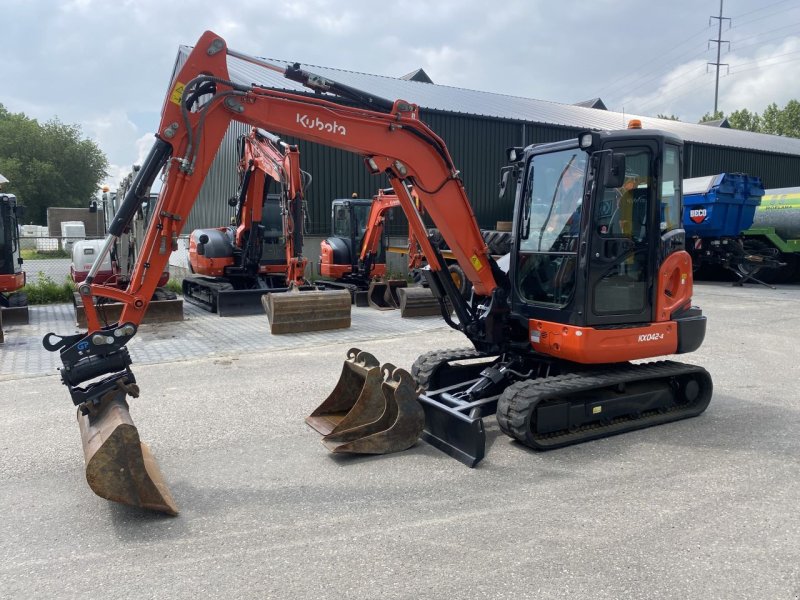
<box><xmin>657</xmin><ymin>113</ymin><xmax>681</xmax><ymax>121</ymax></box>
<box><xmin>0</xmin><ymin>103</ymin><xmax>108</xmax><ymax>224</ymax></box>
<box><xmin>699</xmin><ymin>110</ymin><xmax>726</xmax><ymax>123</ymax></box>
<box><xmin>727</xmin><ymin>108</ymin><xmax>762</xmax><ymax>132</ymax></box>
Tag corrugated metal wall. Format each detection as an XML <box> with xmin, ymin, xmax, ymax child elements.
<box><xmin>185</xmin><ymin>110</ymin><xmax>799</xmax><ymax>235</ymax></box>
<box><xmin>684</xmin><ymin>143</ymin><xmax>800</xmax><ymax>188</ymax></box>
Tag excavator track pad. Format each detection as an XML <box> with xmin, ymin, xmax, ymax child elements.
<box><xmin>263</xmin><ymin>288</ymin><xmax>351</xmax><ymax>334</ymax></box>
<box><xmin>308</xmin><ymin>348</ymin><xmax>425</xmax><ymax>455</ymax></box>
<box><xmin>78</xmin><ymin>383</ymin><xmax>178</xmax><ymax>515</ymax></box>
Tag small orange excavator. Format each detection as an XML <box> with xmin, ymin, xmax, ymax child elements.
<box><xmin>182</xmin><ymin>127</ymin><xmax>348</xmax><ymax>322</ymax></box>
<box><xmin>44</xmin><ymin>32</ymin><xmax>712</xmax><ymax>515</ymax></box>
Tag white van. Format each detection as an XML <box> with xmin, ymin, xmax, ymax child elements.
<box><xmin>60</xmin><ymin>221</ymin><xmax>86</xmax><ymax>253</ymax></box>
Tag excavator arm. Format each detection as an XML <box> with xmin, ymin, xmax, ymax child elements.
<box><xmin>237</xmin><ymin>128</ymin><xmax>309</xmax><ymax>286</ymax></box>
<box><xmin>358</xmin><ymin>188</ymin><xmax>400</xmax><ymax>270</ymax></box>
<box><xmin>51</xmin><ymin>30</ymin><xmax>504</xmax><ymax>362</ymax></box>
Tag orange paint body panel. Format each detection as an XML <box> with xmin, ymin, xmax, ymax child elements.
<box><xmin>0</xmin><ymin>272</ymin><xmax>26</xmax><ymax>293</ymax></box>
<box><xmin>528</xmin><ymin>320</ymin><xmax>678</xmax><ymax>364</ymax></box>
<box><xmin>187</xmin><ymin>233</ymin><xmax>234</xmax><ymax>277</ymax></box>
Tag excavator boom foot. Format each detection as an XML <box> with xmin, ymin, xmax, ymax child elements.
<box><xmin>78</xmin><ymin>391</ymin><xmax>178</xmax><ymax>515</ymax></box>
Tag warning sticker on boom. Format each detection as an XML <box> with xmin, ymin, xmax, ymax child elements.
<box><xmin>470</xmin><ymin>255</ymin><xmax>483</xmax><ymax>271</ymax></box>
<box><xmin>170</xmin><ymin>82</ymin><xmax>186</xmax><ymax>106</ymax></box>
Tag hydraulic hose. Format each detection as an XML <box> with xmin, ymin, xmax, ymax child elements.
<box><xmin>108</xmin><ymin>139</ymin><xmax>172</xmax><ymax>237</ymax></box>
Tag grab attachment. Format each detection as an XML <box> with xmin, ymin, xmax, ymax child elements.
<box><xmin>321</xmin><ymin>364</ymin><xmax>425</xmax><ymax>454</ymax></box>
<box><xmin>78</xmin><ymin>381</ymin><xmax>178</xmax><ymax>515</ymax></box>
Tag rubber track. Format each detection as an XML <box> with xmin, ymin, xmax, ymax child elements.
<box><xmin>496</xmin><ymin>360</ymin><xmax>712</xmax><ymax>450</ymax></box>
<box><xmin>411</xmin><ymin>347</ymin><xmax>486</xmax><ymax>390</ymax></box>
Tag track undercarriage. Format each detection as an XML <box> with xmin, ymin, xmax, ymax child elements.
<box><xmin>411</xmin><ymin>348</ymin><xmax>713</xmax><ymax>466</ymax></box>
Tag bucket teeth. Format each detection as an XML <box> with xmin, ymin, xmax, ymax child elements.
<box><xmin>317</xmin><ymin>361</ymin><xmax>425</xmax><ymax>455</ymax></box>
<box><xmin>78</xmin><ymin>386</ymin><xmax>177</xmax><ymax>515</ymax></box>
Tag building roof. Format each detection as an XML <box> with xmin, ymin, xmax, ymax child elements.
<box><xmin>175</xmin><ymin>45</ymin><xmax>800</xmax><ymax>157</ymax></box>
<box><xmin>573</xmin><ymin>97</ymin><xmax>607</xmax><ymax>110</ymax></box>
<box><xmin>400</xmin><ymin>68</ymin><xmax>433</xmax><ymax>84</ymax></box>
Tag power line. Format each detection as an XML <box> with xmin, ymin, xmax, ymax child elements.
<box><xmin>729</xmin><ymin>0</ymin><xmax>796</xmax><ymax>22</ymax></box>
<box><xmin>728</xmin><ymin>55</ymin><xmax>800</xmax><ymax>75</ymax></box>
<box><xmin>595</xmin><ymin>24</ymin><xmax>713</xmax><ymax>96</ymax></box>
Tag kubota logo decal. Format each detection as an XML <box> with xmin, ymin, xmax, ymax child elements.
<box><xmin>638</xmin><ymin>333</ymin><xmax>665</xmax><ymax>342</ymax></box>
<box><xmin>296</xmin><ymin>113</ymin><xmax>347</xmax><ymax>135</ymax></box>
<box><xmin>689</xmin><ymin>208</ymin><xmax>707</xmax><ymax>223</ymax></box>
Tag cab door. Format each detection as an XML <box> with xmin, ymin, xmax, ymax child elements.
<box><xmin>586</xmin><ymin>145</ymin><xmax>656</xmax><ymax>326</ymax></box>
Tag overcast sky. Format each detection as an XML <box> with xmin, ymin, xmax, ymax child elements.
<box><xmin>2</xmin><ymin>0</ymin><xmax>799</xmax><ymax>190</ymax></box>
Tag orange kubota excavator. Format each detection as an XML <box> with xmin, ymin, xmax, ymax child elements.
<box><xmin>182</xmin><ymin>126</ymin><xmax>350</xmax><ymax>324</ymax></box>
<box><xmin>43</xmin><ymin>32</ymin><xmax>712</xmax><ymax>514</ymax></box>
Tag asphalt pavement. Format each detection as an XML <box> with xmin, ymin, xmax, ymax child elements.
<box><xmin>1</xmin><ymin>282</ymin><xmax>799</xmax><ymax>599</ymax></box>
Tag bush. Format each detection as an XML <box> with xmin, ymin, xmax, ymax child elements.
<box><xmin>163</xmin><ymin>278</ymin><xmax>183</xmax><ymax>295</ymax></box>
<box><xmin>21</xmin><ymin>248</ymin><xmax>70</xmax><ymax>260</ymax></box>
<box><xmin>22</xmin><ymin>272</ymin><xmax>76</xmax><ymax>304</ymax></box>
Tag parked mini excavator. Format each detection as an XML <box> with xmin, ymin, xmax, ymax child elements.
<box><xmin>0</xmin><ymin>192</ymin><xmax>28</xmax><ymax>337</ymax></box>
<box><xmin>181</xmin><ymin>127</ymin><xmax>350</xmax><ymax>324</ymax></box>
<box><xmin>43</xmin><ymin>32</ymin><xmax>712</xmax><ymax>515</ymax></box>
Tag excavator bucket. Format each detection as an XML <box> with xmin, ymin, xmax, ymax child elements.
<box><xmin>262</xmin><ymin>288</ymin><xmax>351</xmax><ymax>334</ymax></box>
<box><xmin>397</xmin><ymin>286</ymin><xmax>452</xmax><ymax>318</ymax></box>
<box><xmin>321</xmin><ymin>364</ymin><xmax>425</xmax><ymax>454</ymax></box>
<box><xmin>306</xmin><ymin>348</ymin><xmax>384</xmax><ymax>435</ymax></box>
<box><xmin>384</xmin><ymin>280</ymin><xmax>408</xmax><ymax>307</ymax></box>
<box><xmin>367</xmin><ymin>280</ymin><xmax>393</xmax><ymax>310</ymax></box>
<box><xmin>78</xmin><ymin>385</ymin><xmax>178</xmax><ymax>515</ymax></box>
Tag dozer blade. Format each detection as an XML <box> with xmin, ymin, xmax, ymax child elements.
<box><xmin>321</xmin><ymin>364</ymin><xmax>425</xmax><ymax>455</ymax></box>
<box><xmin>78</xmin><ymin>386</ymin><xmax>178</xmax><ymax>515</ymax></box>
<box><xmin>306</xmin><ymin>348</ymin><xmax>384</xmax><ymax>435</ymax></box>
<box><xmin>263</xmin><ymin>288</ymin><xmax>351</xmax><ymax>334</ymax></box>
<box><xmin>397</xmin><ymin>286</ymin><xmax>452</xmax><ymax>318</ymax></box>
<box><xmin>367</xmin><ymin>280</ymin><xmax>393</xmax><ymax>310</ymax></box>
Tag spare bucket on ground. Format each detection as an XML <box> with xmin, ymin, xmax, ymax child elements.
<box><xmin>397</xmin><ymin>287</ymin><xmax>452</xmax><ymax>318</ymax></box>
<box><xmin>321</xmin><ymin>364</ymin><xmax>425</xmax><ymax>454</ymax></box>
<box><xmin>306</xmin><ymin>348</ymin><xmax>384</xmax><ymax>436</ymax></box>
<box><xmin>78</xmin><ymin>383</ymin><xmax>178</xmax><ymax>515</ymax></box>
<box><xmin>367</xmin><ymin>280</ymin><xmax>393</xmax><ymax>310</ymax></box>
<box><xmin>263</xmin><ymin>288</ymin><xmax>351</xmax><ymax>334</ymax></box>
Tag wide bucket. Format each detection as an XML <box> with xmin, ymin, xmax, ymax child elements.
<box><xmin>263</xmin><ymin>289</ymin><xmax>351</xmax><ymax>334</ymax></box>
<box><xmin>78</xmin><ymin>390</ymin><xmax>178</xmax><ymax>515</ymax></box>
<box><xmin>397</xmin><ymin>287</ymin><xmax>451</xmax><ymax>318</ymax></box>
<box><xmin>306</xmin><ymin>348</ymin><xmax>385</xmax><ymax>436</ymax></box>
<box><xmin>321</xmin><ymin>364</ymin><xmax>425</xmax><ymax>454</ymax></box>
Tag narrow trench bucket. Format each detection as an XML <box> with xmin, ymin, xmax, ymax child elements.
<box><xmin>78</xmin><ymin>388</ymin><xmax>178</xmax><ymax>515</ymax></box>
<box><xmin>306</xmin><ymin>348</ymin><xmax>384</xmax><ymax>436</ymax></box>
<box><xmin>384</xmin><ymin>280</ymin><xmax>408</xmax><ymax>308</ymax></box>
<box><xmin>321</xmin><ymin>364</ymin><xmax>425</xmax><ymax>455</ymax></box>
<box><xmin>263</xmin><ymin>288</ymin><xmax>351</xmax><ymax>334</ymax></box>
<box><xmin>367</xmin><ymin>281</ymin><xmax>393</xmax><ymax>310</ymax></box>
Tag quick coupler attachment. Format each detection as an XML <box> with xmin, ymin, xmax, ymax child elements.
<box><xmin>46</xmin><ymin>328</ymin><xmax>178</xmax><ymax>515</ymax></box>
<box><xmin>308</xmin><ymin>349</ymin><xmax>425</xmax><ymax>455</ymax></box>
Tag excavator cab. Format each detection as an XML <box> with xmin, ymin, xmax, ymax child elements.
<box><xmin>319</xmin><ymin>198</ymin><xmax>387</xmax><ymax>284</ymax></box>
<box><xmin>512</xmin><ymin>128</ymin><xmax>693</xmax><ymax>339</ymax></box>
